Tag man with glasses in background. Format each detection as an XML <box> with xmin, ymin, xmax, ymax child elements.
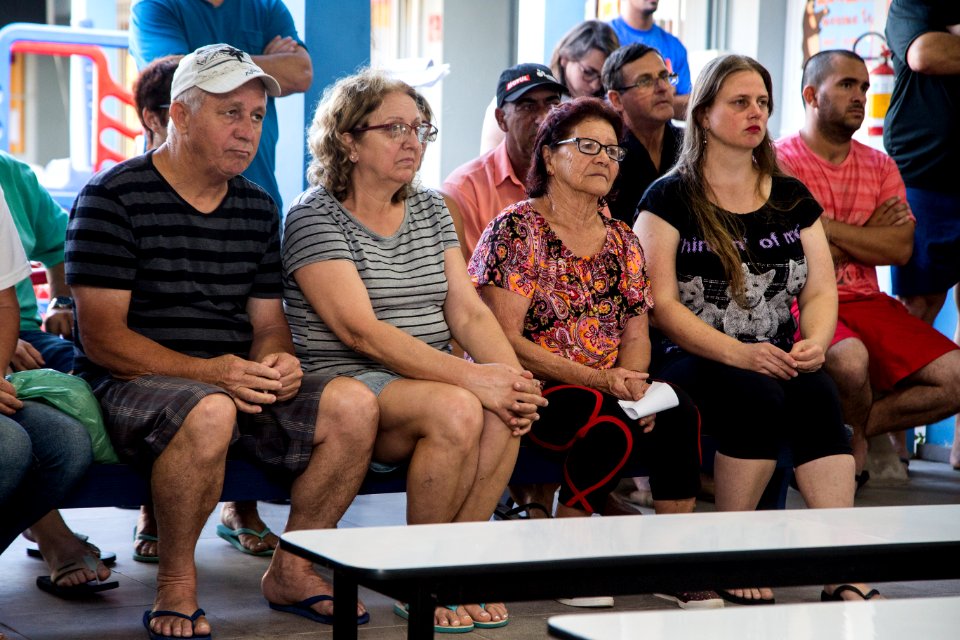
<box><xmin>442</xmin><ymin>63</ymin><xmax>565</xmax><ymax>258</ymax></box>
<box><xmin>609</xmin><ymin>0</ymin><xmax>691</xmax><ymax>120</ymax></box>
<box><xmin>602</xmin><ymin>44</ymin><xmax>681</xmax><ymax>227</ymax></box>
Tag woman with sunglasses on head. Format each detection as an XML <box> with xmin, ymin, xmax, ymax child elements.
<box><xmin>634</xmin><ymin>54</ymin><xmax>880</xmax><ymax>604</ymax></box>
<box><xmin>282</xmin><ymin>69</ymin><xmax>546</xmax><ymax>633</ymax></box>
<box><xmin>470</xmin><ymin>97</ymin><xmax>710</xmax><ymax>608</ymax></box>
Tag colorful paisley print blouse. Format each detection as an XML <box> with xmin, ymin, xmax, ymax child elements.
<box><xmin>469</xmin><ymin>201</ymin><xmax>653</xmax><ymax>370</ymax></box>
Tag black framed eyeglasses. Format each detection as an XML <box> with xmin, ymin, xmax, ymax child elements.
<box><xmin>615</xmin><ymin>71</ymin><xmax>680</xmax><ymax>93</ymax></box>
<box><xmin>576</xmin><ymin>61</ymin><xmax>602</xmax><ymax>83</ymax></box>
<box><xmin>351</xmin><ymin>121</ymin><xmax>439</xmax><ymax>143</ymax></box>
<box><xmin>554</xmin><ymin>137</ymin><xmax>627</xmax><ymax>162</ymax></box>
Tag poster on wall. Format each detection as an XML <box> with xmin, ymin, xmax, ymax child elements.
<box><xmin>802</xmin><ymin>0</ymin><xmax>882</xmax><ymax>63</ymax></box>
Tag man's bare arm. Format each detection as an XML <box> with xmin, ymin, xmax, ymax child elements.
<box><xmin>821</xmin><ymin>198</ymin><xmax>914</xmax><ymax>267</ymax></box>
<box><xmin>251</xmin><ymin>37</ymin><xmax>312</xmax><ymax>95</ymax></box>
<box><xmin>74</xmin><ymin>286</ymin><xmax>282</xmax><ymax>412</ymax></box>
<box><xmin>906</xmin><ymin>31</ymin><xmax>960</xmax><ymax>75</ymax></box>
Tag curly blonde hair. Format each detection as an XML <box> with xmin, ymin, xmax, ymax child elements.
<box><xmin>306</xmin><ymin>69</ymin><xmax>418</xmax><ymax>203</ymax></box>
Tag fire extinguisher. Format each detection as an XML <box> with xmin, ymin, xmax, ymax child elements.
<box><xmin>853</xmin><ymin>32</ymin><xmax>893</xmax><ymax>138</ymax></box>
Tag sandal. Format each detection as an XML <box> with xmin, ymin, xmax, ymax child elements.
<box><xmin>36</xmin><ymin>554</ymin><xmax>119</xmax><ymax>598</ymax></box>
<box><xmin>215</xmin><ymin>523</ymin><xmax>275</xmax><ymax>557</ymax></box>
<box><xmin>493</xmin><ymin>501</ymin><xmax>552</xmax><ymax>520</ymax></box>
<box><xmin>143</xmin><ymin>608</ymin><xmax>211</xmax><ymax>640</ymax></box>
<box><xmin>821</xmin><ymin>584</ymin><xmax>880</xmax><ymax>601</ymax></box>
<box><xmin>393</xmin><ymin>602</ymin><xmax>475</xmax><ymax>633</ymax></box>
<box><xmin>133</xmin><ymin>524</ymin><xmax>160</xmax><ymax>563</ymax></box>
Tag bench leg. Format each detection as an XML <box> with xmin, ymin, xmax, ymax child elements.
<box><xmin>332</xmin><ymin>571</ymin><xmax>358</xmax><ymax>640</ymax></box>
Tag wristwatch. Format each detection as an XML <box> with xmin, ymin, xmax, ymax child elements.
<box><xmin>48</xmin><ymin>296</ymin><xmax>75</xmax><ymax>310</ymax></box>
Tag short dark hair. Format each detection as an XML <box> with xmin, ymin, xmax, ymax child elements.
<box><xmin>800</xmin><ymin>49</ymin><xmax>865</xmax><ymax>104</ymax></box>
<box><xmin>525</xmin><ymin>97</ymin><xmax>623</xmax><ymax>198</ymax></box>
<box><xmin>602</xmin><ymin>43</ymin><xmax>660</xmax><ymax>93</ymax></box>
<box><xmin>133</xmin><ymin>54</ymin><xmax>182</xmax><ymax>133</ymax></box>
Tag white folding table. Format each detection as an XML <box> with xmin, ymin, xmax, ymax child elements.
<box><xmin>280</xmin><ymin>504</ymin><xmax>960</xmax><ymax>639</ymax></box>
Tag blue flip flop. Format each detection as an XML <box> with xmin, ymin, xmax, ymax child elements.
<box><xmin>215</xmin><ymin>524</ymin><xmax>274</xmax><ymax>557</ymax></box>
<box><xmin>142</xmin><ymin>608</ymin><xmax>211</xmax><ymax>640</ymax></box>
<box><xmin>393</xmin><ymin>601</ymin><xmax>475</xmax><ymax>633</ymax></box>
<box><xmin>471</xmin><ymin>603</ymin><xmax>509</xmax><ymax>629</ymax></box>
<box><xmin>268</xmin><ymin>594</ymin><xmax>370</xmax><ymax>625</ymax></box>
<box><xmin>133</xmin><ymin>525</ymin><xmax>160</xmax><ymax>563</ymax></box>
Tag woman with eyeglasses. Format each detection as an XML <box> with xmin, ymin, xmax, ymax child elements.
<box><xmin>550</xmin><ymin>20</ymin><xmax>621</xmax><ymax>100</ymax></box>
<box><xmin>479</xmin><ymin>20</ymin><xmax>620</xmax><ymax>153</ymax></box>
<box><xmin>281</xmin><ymin>69</ymin><xmax>546</xmax><ymax>632</ymax></box>
<box><xmin>634</xmin><ymin>55</ymin><xmax>879</xmax><ymax>604</ymax></box>
<box><xmin>470</xmin><ymin>98</ymin><xmax>702</xmax><ymax>558</ymax></box>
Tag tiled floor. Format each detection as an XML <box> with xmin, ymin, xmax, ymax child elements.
<box><xmin>1</xmin><ymin>460</ymin><xmax>958</xmax><ymax>639</ymax></box>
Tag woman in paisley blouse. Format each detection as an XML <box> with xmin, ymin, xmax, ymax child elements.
<box><xmin>469</xmin><ymin>98</ymin><xmax>702</xmax><ymax>524</ymax></box>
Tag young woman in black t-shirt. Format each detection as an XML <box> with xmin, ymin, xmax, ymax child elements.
<box><xmin>635</xmin><ymin>54</ymin><xmax>881</xmax><ymax>604</ymax></box>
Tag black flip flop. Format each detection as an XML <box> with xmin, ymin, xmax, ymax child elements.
<box><xmin>821</xmin><ymin>584</ymin><xmax>881</xmax><ymax>601</ymax></box>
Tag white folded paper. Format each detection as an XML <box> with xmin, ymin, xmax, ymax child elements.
<box><xmin>617</xmin><ymin>381</ymin><xmax>679</xmax><ymax>420</ymax></box>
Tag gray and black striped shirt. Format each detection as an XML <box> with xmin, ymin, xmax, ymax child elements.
<box><xmin>282</xmin><ymin>185</ymin><xmax>459</xmax><ymax>377</ymax></box>
<box><xmin>66</xmin><ymin>152</ymin><xmax>281</xmax><ymax>383</ymax></box>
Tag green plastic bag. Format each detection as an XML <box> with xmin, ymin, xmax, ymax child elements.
<box><xmin>6</xmin><ymin>369</ymin><xmax>119</xmax><ymax>464</ymax></box>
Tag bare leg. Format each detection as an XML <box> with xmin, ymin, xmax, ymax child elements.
<box><xmin>32</xmin><ymin>510</ymin><xmax>110</xmax><ymax>586</ymax></box>
<box><xmin>951</xmin><ymin>416</ymin><xmax>960</xmax><ymax>470</ymax></box>
<box><xmin>261</xmin><ymin>378</ymin><xmax>379</xmax><ymax>619</ymax></box>
<box><xmin>824</xmin><ymin>338</ymin><xmax>872</xmax><ymax>474</ymax></box>
<box><xmin>898</xmin><ymin>292</ymin><xmax>947</xmax><ymax>326</ymax></box>
<box><xmin>714</xmin><ymin>453</ymin><xmax>777</xmax><ymax>602</ymax></box>
<box><xmin>375</xmin><ymin>380</ymin><xmax>483</xmax><ymax>525</ymax></box>
<box><xmin>865</xmin><ymin>351</ymin><xmax>960</xmax><ymax>437</ymax></box>
<box><xmin>794</xmin><ymin>453</ymin><xmax>878</xmax><ymax>598</ymax></box>
<box><xmin>369</xmin><ymin>379</ymin><xmax>484</xmax><ymax>630</ymax></box>
<box><xmin>455</xmin><ymin>411</ymin><xmax>521</xmax><ymax>627</ymax></box>
<box><xmin>793</xmin><ymin>454</ymin><xmax>856</xmax><ymax>508</ymax></box>
<box><xmin>508</xmin><ymin>483</ymin><xmax>559</xmax><ymax>517</ymax></box>
<box><xmin>713</xmin><ymin>454</ymin><xmax>777</xmax><ymax>512</ymax></box>
<box><xmin>651</xmin><ymin>498</ymin><xmax>696</xmax><ymax>514</ymax></box>
<box><xmin>147</xmin><ymin>394</ymin><xmax>236</xmax><ymax>640</ymax></box>
<box><xmin>135</xmin><ymin>504</ymin><xmax>158</xmax><ymax>560</ymax></box>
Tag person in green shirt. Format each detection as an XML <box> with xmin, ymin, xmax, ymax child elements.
<box><xmin>1</xmin><ymin>150</ymin><xmax>74</xmax><ymax>374</ymax></box>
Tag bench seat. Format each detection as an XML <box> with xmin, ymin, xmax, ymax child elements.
<box><xmin>60</xmin><ymin>438</ymin><xmax>793</xmax><ymax>510</ymax></box>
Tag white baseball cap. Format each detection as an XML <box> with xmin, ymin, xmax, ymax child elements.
<box><xmin>170</xmin><ymin>43</ymin><xmax>281</xmax><ymax>101</ymax></box>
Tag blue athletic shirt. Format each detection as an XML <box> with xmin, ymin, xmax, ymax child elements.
<box><xmin>609</xmin><ymin>17</ymin><xmax>691</xmax><ymax>96</ymax></box>
<box><xmin>130</xmin><ymin>0</ymin><xmax>305</xmax><ymax>211</ymax></box>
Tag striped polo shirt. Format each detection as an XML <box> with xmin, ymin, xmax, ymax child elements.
<box><xmin>66</xmin><ymin>152</ymin><xmax>281</xmax><ymax>382</ymax></box>
<box><xmin>282</xmin><ymin>185</ymin><xmax>459</xmax><ymax>377</ymax></box>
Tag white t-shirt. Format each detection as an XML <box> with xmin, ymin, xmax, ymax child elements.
<box><xmin>0</xmin><ymin>184</ymin><xmax>31</xmax><ymax>290</ymax></box>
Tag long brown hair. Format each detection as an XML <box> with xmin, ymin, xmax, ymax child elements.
<box><xmin>675</xmin><ymin>54</ymin><xmax>783</xmax><ymax>304</ymax></box>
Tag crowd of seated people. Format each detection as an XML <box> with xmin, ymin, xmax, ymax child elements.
<box><xmin>5</xmin><ymin>10</ymin><xmax>960</xmax><ymax>639</ymax></box>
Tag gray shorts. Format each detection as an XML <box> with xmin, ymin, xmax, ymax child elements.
<box><xmin>353</xmin><ymin>369</ymin><xmax>401</xmax><ymax>396</ymax></box>
<box><xmin>94</xmin><ymin>373</ymin><xmax>332</xmax><ymax>474</ymax></box>
<box><xmin>352</xmin><ymin>370</ymin><xmax>402</xmax><ymax>473</ymax></box>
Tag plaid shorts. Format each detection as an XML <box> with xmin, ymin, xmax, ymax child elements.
<box><xmin>93</xmin><ymin>373</ymin><xmax>332</xmax><ymax>473</ymax></box>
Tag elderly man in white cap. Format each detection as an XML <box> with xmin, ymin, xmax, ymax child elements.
<box><xmin>66</xmin><ymin>44</ymin><xmax>380</xmax><ymax>639</ymax></box>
